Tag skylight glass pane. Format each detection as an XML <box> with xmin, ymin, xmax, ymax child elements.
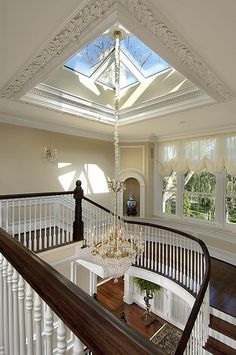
<box><xmin>121</xmin><ymin>35</ymin><xmax>170</xmax><ymax>77</ymax></box>
<box><xmin>97</xmin><ymin>61</ymin><xmax>138</xmax><ymax>89</ymax></box>
<box><xmin>64</xmin><ymin>35</ymin><xmax>114</xmax><ymax>77</ymax></box>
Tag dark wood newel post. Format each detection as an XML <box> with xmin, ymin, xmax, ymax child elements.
<box><xmin>73</xmin><ymin>180</ymin><xmax>84</xmax><ymax>241</ymax></box>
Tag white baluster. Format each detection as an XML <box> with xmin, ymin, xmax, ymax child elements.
<box><xmin>7</xmin><ymin>263</ymin><xmax>14</xmax><ymax>355</ymax></box>
<box><xmin>39</xmin><ymin>198</ymin><xmax>42</xmax><ymax>250</ymax></box>
<box><xmin>165</xmin><ymin>231</ymin><xmax>169</xmax><ymax>275</ymax></box>
<box><xmin>12</xmin><ymin>200</ymin><xmax>15</xmax><ymax>238</ymax></box>
<box><xmin>72</xmin><ymin>336</ymin><xmax>84</xmax><ymax>355</ymax></box>
<box><xmin>45</xmin><ymin>305</ymin><xmax>54</xmax><ymax>355</ymax></box>
<box><xmin>176</xmin><ymin>236</ymin><xmax>179</xmax><ymax>281</ymax></box>
<box><xmin>0</xmin><ymin>254</ymin><xmax>5</xmax><ymax>355</ymax></box>
<box><xmin>3</xmin><ymin>257</ymin><xmax>9</xmax><ymax>354</ymax></box>
<box><xmin>23</xmin><ymin>200</ymin><xmax>27</xmax><ymax>246</ymax></box>
<box><xmin>6</xmin><ymin>201</ymin><xmax>9</xmax><ymax>233</ymax></box>
<box><xmin>34</xmin><ymin>201</ymin><xmax>37</xmax><ymax>251</ymax></box>
<box><xmin>12</xmin><ymin>269</ymin><xmax>19</xmax><ymax>355</ymax></box>
<box><xmin>18</xmin><ymin>275</ymin><xmax>26</xmax><ymax>355</ymax></box>
<box><xmin>57</xmin><ymin>321</ymin><xmax>67</xmax><ymax>354</ymax></box>
<box><xmin>49</xmin><ymin>200</ymin><xmax>52</xmax><ymax>247</ymax></box>
<box><xmin>25</xmin><ymin>284</ymin><xmax>34</xmax><ymax>355</ymax></box>
<box><xmin>18</xmin><ymin>200</ymin><xmax>21</xmax><ymax>242</ymax></box>
<box><xmin>29</xmin><ymin>199</ymin><xmax>32</xmax><ymax>251</ymax></box>
<box><xmin>169</xmin><ymin>233</ymin><xmax>172</xmax><ymax>277</ymax></box>
<box><xmin>62</xmin><ymin>200</ymin><xmax>65</xmax><ymax>244</ymax></box>
<box><xmin>34</xmin><ymin>294</ymin><xmax>42</xmax><ymax>355</ymax></box>
<box><xmin>58</xmin><ymin>198</ymin><xmax>61</xmax><ymax>245</ymax></box>
<box><xmin>44</xmin><ymin>198</ymin><xmax>47</xmax><ymax>249</ymax></box>
<box><xmin>179</xmin><ymin>238</ymin><xmax>183</xmax><ymax>284</ymax></box>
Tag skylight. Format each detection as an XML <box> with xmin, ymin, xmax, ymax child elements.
<box><xmin>64</xmin><ymin>31</ymin><xmax>171</xmax><ymax>88</ymax></box>
<box><xmin>97</xmin><ymin>61</ymin><xmax>139</xmax><ymax>89</ymax></box>
<box><xmin>64</xmin><ymin>35</ymin><xmax>114</xmax><ymax>77</ymax></box>
<box><xmin>120</xmin><ymin>36</ymin><xmax>170</xmax><ymax>77</ymax></box>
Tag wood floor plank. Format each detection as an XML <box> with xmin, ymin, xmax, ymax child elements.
<box><xmin>210</xmin><ymin>258</ymin><xmax>236</xmax><ymax>318</ymax></box>
<box><xmin>97</xmin><ymin>277</ymin><xmax>180</xmax><ymax>340</ymax></box>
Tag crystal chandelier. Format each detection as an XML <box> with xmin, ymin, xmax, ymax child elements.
<box><xmin>88</xmin><ymin>30</ymin><xmax>144</xmax><ymax>282</ymax></box>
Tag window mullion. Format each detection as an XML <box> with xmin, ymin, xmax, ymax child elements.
<box><xmin>216</xmin><ymin>170</ymin><xmax>225</xmax><ymax>226</ymax></box>
<box><xmin>176</xmin><ymin>172</ymin><xmax>183</xmax><ymax>217</ymax></box>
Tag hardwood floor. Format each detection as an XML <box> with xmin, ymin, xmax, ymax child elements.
<box><xmin>96</xmin><ymin>257</ymin><xmax>236</xmax><ymax>348</ymax></box>
<box><xmin>210</xmin><ymin>258</ymin><xmax>236</xmax><ymax>317</ymax></box>
<box><xmin>97</xmin><ymin>277</ymin><xmax>178</xmax><ymax>340</ymax></box>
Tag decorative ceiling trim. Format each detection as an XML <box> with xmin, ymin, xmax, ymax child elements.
<box><xmin>0</xmin><ymin>0</ymin><xmax>233</xmax><ymax>102</ymax></box>
<box><xmin>119</xmin><ymin>0</ymin><xmax>233</xmax><ymax>101</ymax></box>
<box><xmin>23</xmin><ymin>83</ymin><xmax>214</xmax><ymax>126</ymax></box>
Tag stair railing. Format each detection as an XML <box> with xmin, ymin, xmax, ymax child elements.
<box><xmin>0</xmin><ymin>191</ymin><xmax>76</xmax><ymax>252</ymax></box>
<box><xmin>81</xmin><ymin>192</ymin><xmax>211</xmax><ymax>355</ymax></box>
<box><xmin>0</xmin><ymin>181</ymin><xmax>211</xmax><ymax>354</ymax></box>
<box><xmin>0</xmin><ymin>227</ymin><xmax>165</xmax><ymax>355</ymax></box>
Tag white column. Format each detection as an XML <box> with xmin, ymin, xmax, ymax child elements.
<box><xmin>0</xmin><ymin>254</ymin><xmax>5</xmax><ymax>355</ymax></box>
<box><xmin>89</xmin><ymin>271</ymin><xmax>97</xmax><ymax>296</ymax></box>
<box><xmin>72</xmin><ymin>336</ymin><xmax>84</xmax><ymax>355</ymax></box>
<box><xmin>163</xmin><ymin>288</ymin><xmax>171</xmax><ymax>319</ymax></box>
<box><xmin>3</xmin><ymin>258</ymin><xmax>9</xmax><ymax>355</ymax></box>
<box><xmin>25</xmin><ymin>284</ymin><xmax>33</xmax><ymax>355</ymax></box>
<box><xmin>70</xmin><ymin>262</ymin><xmax>77</xmax><ymax>284</ymax></box>
<box><xmin>34</xmin><ymin>294</ymin><xmax>43</xmax><ymax>355</ymax></box>
<box><xmin>12</xmin><ymin>270</ymin><xmax>19</xmax><ymax>355</ymax></box>
<box><xmin>18</xmin><ymin>276</ymin><xmax>26</xmax><ymax>355</ymax></box>
<box><xmin>123</xmin><ymin>275</ymin><xmax>134</xmax><ymax>304</ymax></box>
<box><xmin>57</xmin><ymin>321</ymin><xmax>67</xmax><ymax>354</ymax></box>
<box><xmin>45</xmin><ymin>306</ymin><xmax>54</xmax><ymax>355</ymax></box>
<box><xmin>7</xmin><ymin>263</ymin><xmax>14</xmax><ymax>355</ymax></box>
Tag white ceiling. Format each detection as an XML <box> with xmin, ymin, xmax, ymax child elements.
<box><xmin>0</xmin><ymin>0</ymin><xmax>236</xmax><ymax>142</ymax></box>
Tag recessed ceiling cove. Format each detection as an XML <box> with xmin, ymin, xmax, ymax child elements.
<box><xmin>0</xmin><ymin>0</ymin><xmax>233</xmax><ymax>127</ymax></box>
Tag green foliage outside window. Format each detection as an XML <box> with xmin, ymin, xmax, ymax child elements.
<box><xmin>183</xmin><ymin>170</ymin><xmax>216</xmax><ymax>221</ymax></box>
<box><xmin>226</xmin><ymin>174</ymin><xmax>236</xmax><ymax>224</ymax></box>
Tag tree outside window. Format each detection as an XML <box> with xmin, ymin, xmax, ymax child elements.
<box><xmin>162</xmin><ymin>172</ymin><xmax>176</xmax><ymax>215</ymax></box>
<box><xmin>183</xmin><ymin>169</ymin><xmax>216</xmax><ymax>221</ymax></box>
<box><xmin>226</xmin><ymin>173</ymin><xmax>236</xmax><ymax>224</ymax></box>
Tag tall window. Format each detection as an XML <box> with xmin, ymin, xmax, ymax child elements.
<box><xmin>183</xmin><ymin>169</ymin><xmax>216</xmax><ymax>221</ymax></box>
<box><xmin>162</xmin><ymin>172</ymin><xmax>176</xmax><ymax>215</ymax></box>
<box><xmin>225</xmin><ymin>173</ymin><xmax>236</xmax><ymax>224</ymax></box>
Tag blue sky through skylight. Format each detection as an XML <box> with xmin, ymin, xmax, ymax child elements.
<box><xmin>64</xmin><ymin>35</ymin><xmax>114</xmax><ymax>77</ymax></box>
<box><xmin>64</xmin><ymin>31</ymin><xmax>171</xmax><ymax>87</ymax></box>
<box><xmin>121</xmin><ymin>35</ymin><xmax>170</xmax><ymax>77</ymax></box>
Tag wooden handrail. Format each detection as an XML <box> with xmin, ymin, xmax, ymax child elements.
<box><xmin>81</xmin><ymin>194</ymin><xmax>211</xmax><ymax>354</ymax></box>
<box><xmin>0</xmin><ymin>228</ymin><xmax>165</xmax><ymax>355</ymax></box>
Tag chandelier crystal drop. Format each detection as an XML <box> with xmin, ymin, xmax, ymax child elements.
<box><xmin>88</xmin><ymin>30</ymin><xmax>144</xmax><ymax>281</ymax></box>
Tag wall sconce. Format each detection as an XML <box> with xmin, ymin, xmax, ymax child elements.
<box><xmin>41</xmin><ymin>145</ymin><xmax>58</xmax><ymax>162</ymax></box>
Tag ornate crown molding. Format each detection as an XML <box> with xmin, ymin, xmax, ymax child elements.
<box><xmin>0</xmin><ymin>0</ymin><xmax>233</xmax><ymax>101</ymax></box>
<box><xmin>119</xmin><ymin>0</ymin><xmax>233</xmax><ymax>101</ymax></box>
<box><xmin>0</xmin><ymin>0</ymin><xmax>115</xmax><ymax>99</ymax></box>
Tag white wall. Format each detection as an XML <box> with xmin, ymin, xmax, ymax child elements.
<box><xmin>0</xmin><ymin>122</ymin><xmax>114</xmax><ymax>208</ymax></box>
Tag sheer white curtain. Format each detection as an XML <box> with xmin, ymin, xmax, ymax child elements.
<box><xmin>156</xmin><ymin>133</ymin><xmax>236</xmax><ymax>176</ymax></box>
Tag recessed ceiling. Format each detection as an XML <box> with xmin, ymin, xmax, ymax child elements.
<box><xmin>0</xmin><ymin>0</ymin><xmax>235</xmax><ymax>141</ymax></box>
<box><xmin>23</xmin><ymin>24</ymin><xmax>214</xmax><ymax>126</ymax></box>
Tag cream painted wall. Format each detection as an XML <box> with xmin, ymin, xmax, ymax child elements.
<box><xmin>0</xmin><ymin>122</ymin><xmax>114</xmax><ymax>208</ymax></box>
<box><xmin>120</xmin><ymin>143</ymin><xmax>154</xmax><ymax>217</ymax></box>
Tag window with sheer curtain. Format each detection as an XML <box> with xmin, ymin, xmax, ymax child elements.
<box><xmin>156</xmin><ymin>134</ymin><xmax>236</xmax><ymax>176</ymax></box>
<box><xmin>155</xmin><ymin>133</ymin><xmax>236</xmax><ymax>225</ymax></box>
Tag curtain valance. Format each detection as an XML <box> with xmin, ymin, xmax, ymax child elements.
<box><xmin>156</xmin><ymin>134</ymin><xmax>236</xmax><ymax>176</ymax></box>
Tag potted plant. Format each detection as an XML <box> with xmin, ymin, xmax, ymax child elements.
<box><xmin>133</xmin><ymin>277</ymin><xmax>161</xmax><ymax>326</ymax></box>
